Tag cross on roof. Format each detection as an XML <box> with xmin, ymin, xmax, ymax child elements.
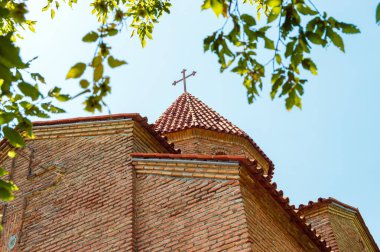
<box><xmin>172</xmin><ymin>69</ymin><xmax>196</xmax><ymax>93</ymax></box>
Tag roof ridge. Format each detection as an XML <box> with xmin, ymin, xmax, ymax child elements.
<box><xmin>185</xmin><ymin>93</ymin><xmax>199</xmax><ymax>127</ymax></box>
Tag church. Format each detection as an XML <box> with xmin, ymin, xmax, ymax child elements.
<box><xmin>0</xmin><ymin>90</ymin><xmax>378</xmax><ymax>251</ymax></box>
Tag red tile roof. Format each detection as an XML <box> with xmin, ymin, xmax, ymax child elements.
<box><xmin>154</xmin><ymin>92</ymin><xmax>274</xmax><ymax>176</ymax></box>
<box><xmin>298</xmin><ymin>197</ymin><xmax>379</xmax><ymax>251</ymax></box>
<box><xmin>155</xmin><ymin>92</ymin><xmax>246</xmax><ymax>136</ymax></box>
<box><xmin>131</xmin><ymin>152</ymin><xmax>331</xmax><ymax>251</ymax></box>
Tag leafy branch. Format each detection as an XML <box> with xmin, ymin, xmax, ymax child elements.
<box><xmin>203</xmin><ymin>0</ymin><xmax>360</xmax><ymax>110</ymax></box>
<box><xmin>66</xmin><ymin>0</ymin><xmax>171</xmax><ymax>112</ymax></box>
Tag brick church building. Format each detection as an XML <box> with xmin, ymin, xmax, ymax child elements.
<box><xmin>0</xmin><ymin>92</ymin><xmax>378</xmax><ymax>251</ymax></box>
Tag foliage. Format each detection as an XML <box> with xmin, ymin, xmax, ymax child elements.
<box><xmin>203</xmin><ymin>0</ymin><xmax>360</xmax><ymax>110</ymax></box>
<box><xmin>68</xmin><ymin>0</ymin><xmax>170</xmax><ymax>112</ymax></box>
<box><xmin>0</xmin><ymin>1</ymin><xmax>72</xmax><ymax>204</ymax></box>
<box><xmin>0</xmin><ymin>0</ymin><xmax>364</xmax><ymax>204</ymax></box>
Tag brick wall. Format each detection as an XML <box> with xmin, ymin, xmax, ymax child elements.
<box><xmin>239</xmin><ymin>167</ymin><xmax>320</xmax><ymax>252</ymax></box>
<box><xmin>301</xmin><ymin>205</ymin><xmax>376</xmax><ymax>252</ymax></box>
<box><xmin>329</xmin><ymin>213</ymin><xmax>368</xmax><ymax>251</ymax></box>
<box><xmin>300</xmin><ymin>206</ymin><xmax>339</xmax><ymax>250</ymax></box>
<box><xmin>164</xmin><ymin>128</ymin><xmax>270</xmax><ymax>175</ymax></box>
<box><xmin>0</xmin><ymin>135</ymin><xmax>135</xmax><ymax>251</ymax></box>
<box><xmin>135</xmin><ymin>176</ymin><xmax>252</xmax><ymax>251</ymax></box>
<box><xmin>132</xmin><ymin>158</ymin><xmax>324</xmax><ymax>251</ymax></box>
<box><xmin>0</xmin><ymin>120</ymin><xmax>169</xmax><ymax>251</ymax></box>
<box><xmin>172</xmin><ymin>136</ymin><xmax>246</xmax><ymax>156</ymax></box>
<box><xmin>0</xmin><ymin>117</ymin><xmax>326</xmax><ymax>251</ymax></box>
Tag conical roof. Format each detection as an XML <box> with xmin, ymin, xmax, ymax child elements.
<box><xmin>154</xmin><ymin>92</ymin><xmax>246</xmax><ymax>136</ymax></box>
<box><xmin>154</xmin><ymin>92</ymin><xmax>274</xmax><ymax>175</ymax></box>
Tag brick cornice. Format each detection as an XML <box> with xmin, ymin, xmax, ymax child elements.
<box><xmin>33</xmin><ymin>113</ymin><xmax>178</xmax><ymax>153</ymax></box>
<box><xmin>132</xmin><ymin>158</ymin><xmax>240</xmax><ymax>180</ymax></box>
<box><xmin>0</xmin><ymin>114</ymin><xmax>179</xmax><ymax>161</ymax></box>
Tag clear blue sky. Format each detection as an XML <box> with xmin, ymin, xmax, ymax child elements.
<box><xmin>19</xmin><ymin>1</ymin><xmax>380</xmax><ymax>242</ymax></box>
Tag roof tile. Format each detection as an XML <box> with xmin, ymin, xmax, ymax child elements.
<box><xmin>154</xmin><ymin>92</ymin><xmax>275</xmax><ymax>177</ymax></box>
<box><xmin>154</xmin><ymin>92</ymin><xmax>245</xmax><ymax>136</ymax></box>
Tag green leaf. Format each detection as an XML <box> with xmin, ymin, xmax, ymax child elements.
<box><xmin>84</xmin><ymin>96</ymin><xmax>102</xmax><ymax>112</ymax></box>
<box><xmin>108</xmin><ymin>29</ymin><xmax>118</xmax><ymax>36</ymax></box>
<box><xmin>204</xmin><ymin>33</ymin><xmax>216</xmax><ymax>52</ymax></box>
<box><xmin>48</xmin><ymin>87</ymin><xmax>71</xmax><ymax>102</ymax></box>
<box><xmin>66</xmin><ymin>63</ymin><xmax>86</xmax><ymax>79</ymax></box>
<box><xmin>94</xmin><ymin>64</ymin><xmax>104</xmax><ymax>82</ymax></box>
<box><xmin>266</xmin><ymin>0</ymin><xmax>281</xmax><ymax>8</ymax></box>
<box><xmin>56</xmin><ymin>94</ymin><xmax>71</xmax><ymax>102</ymax></box>
<box><xmin>326</xmin><ymin>28</ymin><xmax>345</xmax><ymax>52</ymax></box>
<box><xmin>244</xmin><ymin>26</ymin><xmax>257</xmax><ymax>42</ymax></box>
<box><xmin>306</xmin><ymin>16</ymin><xmax>321</xmax><ymax>32</ymax></box>
<box><xmin>0</xmin><ymin>180</ymin><xmax>18</xmax><ymax>201</ymax></box>
<box><xmin>0</xmin><ymin>35</ymin><xmax>26</xmax><ymax>69</ymax></box>
<box><xmin>296</xmin><ymin>4</ymin><xmax>318</xmax><ymax>15</ymax></box>
<box><xmin>285</xmin><ymin>91</ymin><xmax>299</xmax><ymax>110</ymax></box>
<box><xmin>339</xmin><ymin>23</ymin><xmax>360</xmax><ymax>34</ymax></box>
<box><xmin>306</xmin><ymin>32</ymin><xmax>323</xmax><ymax>45</ymax></box>
<box><xmin>210</xmin><ymin>0</ymin><xmax>224</xmax><ymax>17</ymax></box>
<box><xmin>82</xmin><ymin>31</ymin><xmax>99</xmax><ymax>42</ymax></box>
<box><xmin>0</xmin><ymin>187</ymin><xmax>13</xmax><ymax>201</ymax></box>
<box><xmin>18</xmin><ymin>82</ymin><xmax>40</xmax><ymax>101</ymax></box>
<box><xmin>302</xmin><ymin>58</ymin><xmax>318</xmax><ymax>75</ymax></box>
<box><xmin>291</xmin><ymin>51</ymin><xmax>303</xmax><ymax>68</ymax></box>
<box><xmin>107</xmin><ymin>56</ymin><xmax>127</xmax><ymax>68</ymax></box>
<box><xmin>51</xmin><ymin>8</ymin><xmax>55</xmax><ymax>19</ymax></box>
<box><xmin>8</xmin><ymin>150</ymin><xmax>16</xmax><ymax>158</ymax></box>
<box><xmin>80</xmin><ymin>79</ymin><xmax>90</xmax><ymax>88</ymax></box>
<box><xmin>376</xmin><ymin>3</ymin><xmax>380</xmax><ymax>25</ymax></box>
<box><xmin>0</xmin><ymin>179</ymin><xmax>18</xmax><ymax>191</ymax></box>
<box><xmin>285</xmin><ymin>40</ymin><xmax>296</xmax><ymax>58</ymax></box>
<box><xmin>275</xmin><ymin>54</ymin><xmax>281</xmax><ymax>64</ymax></box>
<box><xmin>31</xmin><ymin>73</ymin><xmax>46</xmax><ymax>84</ymax></box>
<box><xmin>264</xmin><ymin>37</ymin><xmax>275</xmax><ymax>50</ymax></box>
<box><xmin>0</xmin><ymin>167</ymin><xmax>9</xmax><ymax>176</ymax></box>
<box><xmin>141</xmin><ymin>38</ymin><xmax>146</xmax><ymax>48</ymax></box>
<box><xmin>241</xmin><ymin>14</ymin><xmax>256</xmax><ymax>26</ymax></box>
<box><xmin>0</xmin><ymin>113</ymin><xmax>15</xmax><ymax>124</ymax></box>
<box><xmin>267</xmin><ymin>7</ymin><xmax>281</xmax><ymax>23</ymax></box>
<box><xmin>271</xmin><ymin>76</ymin><xmax>284</xmax><ymax>99</ymax></box>
<box><xmin>41</xmin><ymin>102</ymin><xmax>66</xmax><ymax>113</ymax></box>
<box><xmin>201</xmin><ymin>0</ymin><xmax>211</xmax><ymax>10</ymax></box>
<box><xmin>92</xmin><ymin>56</ymin><xmax>102</xmax><ymax>67</ymax></box>
<box><xmin>3</xmin><ymin>126</ymin><xmax>25</xmax><ymax>148</ymax></box>
<box><xmin>42</xmin><ymin>3</ymin><xmax>50</xmax><ymax>11</ymax></box>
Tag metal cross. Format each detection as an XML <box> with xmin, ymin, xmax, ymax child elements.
<box><xmin>172</xmin><ymin>69</ymin><xmax>196</xmax><ymax>93</ymax></box>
